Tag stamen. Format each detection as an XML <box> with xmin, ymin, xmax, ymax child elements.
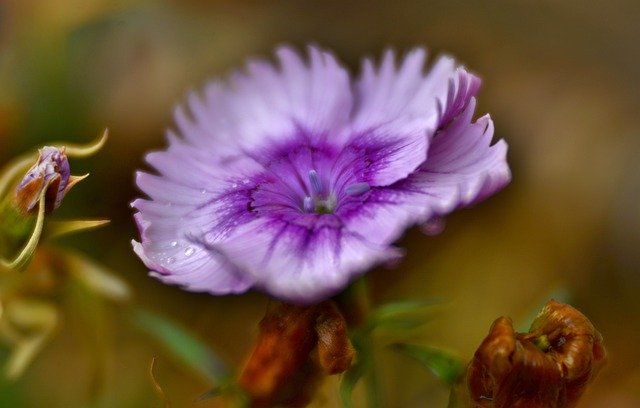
<box><xmin>303</xmin><ymin>196</ymin><xmax>314</xmax><ymax>213</ymax></box>
<box><xmin>345</xmin><ymin>182</ymin><xmax>370</xmax><ymax>196</ymax></box>
<box><xmin>308</xmin><ymin>170</ymin><xmax>322</xmax><ymax>196</ymax></box>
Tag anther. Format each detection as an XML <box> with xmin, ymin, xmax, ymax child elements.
<box><xmin>308</xmin><ymin>170</ymin><xmax>322</xmax><ymax>196</ymax></box>
<box><xmin>345</xmin><ymin>182</ymin><xmax>370</xmax><ymax>196</ymax></box>
<box><xmin>303</xmin><ymin>196</ymin><xmax>314</xmax><ymax>213</ymax></box>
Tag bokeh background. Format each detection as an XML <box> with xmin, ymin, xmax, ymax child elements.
<box><xmin>1</xmin><ymin>0</ymin><xmax>640</xmax><ymax>406</ymax></box>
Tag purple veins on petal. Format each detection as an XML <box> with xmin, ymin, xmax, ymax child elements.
<box><xmin>131</xmin><ymin>44</ymin><xmax>511</xmax><ymax>304</ymax></box>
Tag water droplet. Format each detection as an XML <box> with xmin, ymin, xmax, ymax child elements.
<box><xmin>169</xmin><ymin>240</ymin><xmax>178</xmax><ymax>247</ymax></box>
<box><xmin>421</xmin><ymin>217</ymin><xmax>446</xmax><ymax>236</ymax></box>
<box><xmin>184</xmin><ymin>247</ymin><xmax>196</xmax><ymax>257</ymax></box>
<box><xmin>166</xmin><ymin>257</ymin><xmax>176</xmax><ymax>264</ymax></box>
<box><xmin>201</xmin><ymin>189</ymin><xmax>207</xmax><ymax>194</ymax></box>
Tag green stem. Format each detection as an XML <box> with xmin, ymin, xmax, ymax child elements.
<box><xmin>338</xmin><ymin>278</ymin><xmax>382</xmax><ymax>408</ymax></box>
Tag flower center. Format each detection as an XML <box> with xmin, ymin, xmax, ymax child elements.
<box><xmin>303</xmin><ymin>170</ymin><xmax>336</xmax><ymax>214</ymax></box>
<box><xmin>301</xmin><ymin>169</ymin><xmax>370</xmax><ymax>214</ymax></box>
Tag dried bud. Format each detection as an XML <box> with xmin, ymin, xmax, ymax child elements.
<box><xmin>315</xmin><ymin>301</ymin><xmax>356</xmax><ymax>375</ymax></box>
<box><xmin>13</xmin><ymin>147</ymin><xmax>70</xmax><ymax>214</ymax></box>
<box><xmin>467</xmin><ymin>300</ymin><xmax>606</xmax><ymax>408</ymax></box>
<box><xmin>238</xmin><ymin>300</ymin><xmax>355</xmax><ymax>407</ymax></box>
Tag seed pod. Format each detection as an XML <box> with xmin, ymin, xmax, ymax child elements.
<box><xmin>467</xmin><ymin>300</ymin><xmax>606</xmax><ymax>408</ymax></box>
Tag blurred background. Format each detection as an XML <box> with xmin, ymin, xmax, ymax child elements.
<box><xmin>1</xmin><ymin>0</ymin><xmax>639</xmax><ymax>406</ymax></box>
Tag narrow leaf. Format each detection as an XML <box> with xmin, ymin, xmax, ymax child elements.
<box><xmin>0</xmin><ymin>156</ymin><xmax>34</xmax><ymax>199</ymax></box>
<box><xmin>340</xmin><ymin>358</ymin><xmax>365</xmax><ymax>408</ymax></box>
<box><xmin>64</xmin><ymin>249</ymin><xmax>131</xmax><ymax>302</ymax></box>
<box><xmin>62</xmin><ymin>128</ymin><xmax>108</xmax><ymax>158</ymax></box>
<box><xmin>44</xmin><ymin>219</ymin><xmax>110</xmax><ymax>240</ymax></box>
<box><xmin>390</xmin><ymin>343</ymin><xmax>465</xmax><ymax>386</ymax></box>
<box><xmin>367</xmin><ymin>298</ymin><xmax>446</xmax><ymax>332</ymax></box>
<box><xmin>131</xmin><ymin>308</ymin><xmax>230</xmax><ymax>384</ymax></box>
<box><xmin>1</xmin><ymin>184</ymin><xmax>48</xmax><ymax>270</ymax></box>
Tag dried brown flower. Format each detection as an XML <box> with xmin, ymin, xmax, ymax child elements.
<box><xmin>467</xmin><ymin>300</ymin><xmax>606</xmax><ymax>408</ymax></box>
<box><xmin>238</xmin><ymin>300</ymin><xmax>355</xmax><ymax>407</ymax></box>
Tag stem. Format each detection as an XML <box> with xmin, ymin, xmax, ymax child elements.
<box><xmin>363</xmin><ymin>337</ymin><xmax>380</xmax><ymax>408</ymax></box>
<box><xmin>337</xmin><ymin>277</ymin><xmax>382</xmax><ymax>408</ymax></box>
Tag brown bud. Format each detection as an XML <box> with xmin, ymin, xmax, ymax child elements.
<box><xmin>238</xmin><ymin>300</ymin><xmax>355</xmax><ymax>408</ymax></box>
<box><xmin>467</xmin><ymin>300</ymin><xmax>606</xmax><ymax>408</ymax></box>
<box><xmin>315</xmin><ymin>301</ymin><xmax>356</xmax><ymax>375</ymax></box>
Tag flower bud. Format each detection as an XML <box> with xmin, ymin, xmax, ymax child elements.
<box><xmin>467</xmin><ymin>300</ymin><xmax>606</xmax><ymax>408</ymax></box>
<box><xmin>238</xmin><ymin>300</ymin><xmax>355</xmax><ymax>407</ymax></box>
<box><xmin>13</xmin><ymin>147</ymin><xmax>70</xmax><ymax>214</ymax></box>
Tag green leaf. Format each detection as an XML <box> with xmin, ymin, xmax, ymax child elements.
<box><xmin>390</xmin><ymin>343</ymin><xmax>465</xmax><ymax>386</ymax></box>
<box><xmin>367</xmin><ymin>298</ymin><xmax>446</xmax><ymax>332</ymax></box>
<box><xmin>0</xmin><ymin>184</ymin><xmax>48</xmax><ymax>271</ymax></box>
<box><xmin>196</xmin><ymin>383</ymin><xmax>250</xmax><ymax>408</ymax></box>
<box><xmin>43</xmin><ymin>219</ymin><xmax>110</xmax><ymax>240</ymax></box>
<box><xmin>0</xmin><ymin>156</ymin><xmax>35</xmax><ymax>199</ymax></box>
<box><xmin>340</xmin><ymin>328</ymin><xmax>382</xmax><ymax>408</ymax></box>
<box><xmin>63</xmin><ymin>249</ymin><xmax>131</xmax><ymax>302</ymax></box>
<box><xmin>131</xmin><ymin>308</ymin><xmax>230</xmax><ymax>384</ymax></box>
<box><xmin>59</xmin><ymin>128</ymin><xmax>108</xmax><ymax>158</ymax></box>
<box><xmin>340</xmin><ymin>356</ymin><xmax>365</xmax><ymax>408</ymax></box>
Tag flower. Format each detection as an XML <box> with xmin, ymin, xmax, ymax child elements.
<box><xmin>466</xmin><ymin>300</ymin><xmax>606</xmax><ymax>408</ymax></box>
<box><xmin>13</xmin><ymin>146</ymin><xmax>70</xmax><ymax>214</ymax></box>
<box><xmin>132</xmin><ymin>45</ymin><xmax>510</xmax><ymax>303</ymax></box>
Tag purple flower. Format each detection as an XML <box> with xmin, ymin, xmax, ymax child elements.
<box><xmin>14</xmin><ymin>146</ymin><xmax>71</xmax><ymax>214</ymax></box>
<box><xmin>132</xmin><ymin>46</ymin><xmax>510</xmax><ymax>304</ymax></box>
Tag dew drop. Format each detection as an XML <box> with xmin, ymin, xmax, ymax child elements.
<box><xmin>201</xmin><ymin>189</ymin><xmax>207</xmax><ymax>195</ymax></box>
<box><xmin>166</xmin><ymin>257</ymin><xmax>176</xmax><ymax>264</ymax></box>
<box><xmin>169</xmin><ymin>240</ymin><xmax>178</xmax><ymax>247</ymax></box>
<box><xmin>184</xmin><ymin>247</ymin><xmax>196</xmax><ymax>257</ymax></box>
<box><xmin>421</xmin><ymin>217</ymin><xmax>446</xmax><ymax>236</ymax></box>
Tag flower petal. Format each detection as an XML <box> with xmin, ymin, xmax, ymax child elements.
<box><xmin>173</xmin><ymin>45</ymin><xmax>352</xmax><ymax>157</ymax></box>
<box><xmin>144</xmin><ymin>133</ymin><xmax>262</xmax><ymax>190</ymax></box>
<box><xmin>349</xmin><ymin>126</ymin><xmax>428</xmax><ymax>187</ymax></box>
<box><xmin>132</xmin><ymin>197</ymin><xmax>254</xmax><ymax>294</ymax></box>
<box><xmin>343</xmin><ymin>98</ymin><xmax>509</xmax><ymax>243</ymax></box>
<box><xmin>416</xmin><ymin>98</ymin><xmax>511</xmax><ymax>211</ymax></box>
<box><xmin>352</xmin><ymin>50</ymin><xmax>456</xmax><ymax>135</ymax></box>
<box><xmin>132</xmin><ymin>164</ymin><xmax>259</xmax><ymax>294</ymax></box>
<box><xmin>348</xmin><ymin>50</ymin><xmax>468</xmax><ymax>187</ymax></box>
<box><xmin>437</xmin><ymin>67</ymin><xmax>482</xmax><ymax>128</ymax></box>
<box><xmin>213</xmin><ymin>216</ymin><xmax>403</xmax><ymax>304</ymax></box>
